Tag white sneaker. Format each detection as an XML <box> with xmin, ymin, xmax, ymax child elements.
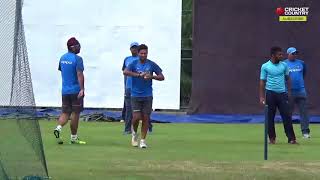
<box><xmin>131</xmin><ymin>133</ymin><xmax>139</xmax><ymax>147</ymax></box>
<box><xmin>139</xmin><ymin>139</ymin><xmax>147</xmax><ymax>148</ymax></box>
<box><xmin>303</xmin><ymin>134</ymin><xmax>311</xmax><ymax>139</ymax></box>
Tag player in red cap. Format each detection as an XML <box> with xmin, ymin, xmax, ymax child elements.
<box><xmin>53</xmin><ymin>37</ymin><xmax>86</xmax><ymax>145</ymax></box>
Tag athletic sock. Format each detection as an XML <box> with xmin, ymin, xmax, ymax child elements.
<box><xmin>71</xmin><ymin>134</ymin><xmax>78</xmax><ymax>141</ymax></box>
<box><xmin>55</xmin><ymin>125</ymin><xmax>62</xmax><ymax>131</ymax></box>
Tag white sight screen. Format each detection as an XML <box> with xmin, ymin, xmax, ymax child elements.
<box><xmin>22</xmin><ymin>0</ymin><xmax>181</xmax><ymax>109</ymax></box>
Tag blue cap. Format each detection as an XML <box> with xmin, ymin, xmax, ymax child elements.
<box><xmin>130</xmin><ymin>42</ymin><xmax>139</xmax><ymax>48</ymax></box>
<box><xmin>287</xmin><ymin>47</ymin><xmax>297</xmax><ymax>54</ymax></box>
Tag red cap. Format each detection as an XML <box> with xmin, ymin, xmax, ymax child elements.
<box><xmin>67</xmin><ymin>37</ymin><xmax>79</xmax><ymax>47</ymax></box>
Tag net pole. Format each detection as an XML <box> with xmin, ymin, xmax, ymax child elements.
<box><xmin>264</xmin><ymin>104</ymin><xmax>268</xmax><ymax>160</ymax></box>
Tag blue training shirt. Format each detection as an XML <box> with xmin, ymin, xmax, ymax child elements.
<box><xmin>122</xmin><ymin>55</ymin><xmax>139</xmax><ymax>90</ymax></box>
<box><xmin>284</xmin><ymin>59</ymin><xmax>306</xmax><ymax>96</ymax></box>
<box><xmin>127</xmin><ymin>59</ymin><xmax>162</xmax><ymax>97</ymax></box>
<box><xmin>58</xmin><ymin>52</ymin><xmax>84</xmax><ymax>95</ymax></box>
<box><xmin>260</xmin><ymin>60</ymin><xmax>289</xmax><ymax>93</ymax></box>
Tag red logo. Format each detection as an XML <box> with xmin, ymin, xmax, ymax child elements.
<box><xmin>276</xmin><ymin>7</ymin><xmax>285</xmax><ymax>15</ymax></box>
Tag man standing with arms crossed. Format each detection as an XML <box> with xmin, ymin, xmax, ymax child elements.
<box><xmin>285</xmin><ymin>47</ymin><xmax>310</xmax><ymax>138</ymax></box>
<box><xmin>259</xmin><ymin>46</ymin><xmax>297</xmax><ymax>144</ymax></box>
<box><xmin>53</xmin><ymin>37</ymin><xmax>86</xmax><ymax>145</ymax></box>
<box><xmin>124</xmin><ymin>44</ymin><xmax>164</xmax><ymax>148</ymax></box>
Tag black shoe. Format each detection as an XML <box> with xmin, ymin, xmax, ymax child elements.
<box><xmin>54</xmin><ymin>129</ymin><xmax>63</xmax><ymax>144</ymax></box>
<box><xmin>269</xmin><ymin>139</ymin><xmax>276</xmax><ymax>144</ymax></box>
<box><xmin>288</xmin><ymin>140</ymin><xmax>298</xmax><ymax>144</ymax></box>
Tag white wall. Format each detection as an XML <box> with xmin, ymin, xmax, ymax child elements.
<box><xmin>22</xmin><ymin>0</ymin><xmax>181</xmax><ymax>109</ymax></box>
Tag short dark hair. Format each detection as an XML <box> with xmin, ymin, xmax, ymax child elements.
<box><xmin>138</xmin><ymin>44</ymin><xmax>148</xmax><ymax>52</ymax></box>
<box><xmin>270</xmin><ymin>46</ymin><xmax>282</xmax><ymax>56</ymax></box>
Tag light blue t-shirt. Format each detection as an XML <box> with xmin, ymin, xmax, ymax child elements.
<box><xmin>58</xmin><ymin>52</ymin><xmax>84</xmax><ymax>95</ymax></box>
<box><xmin>127</xmin><ymin>59</ymin><xmax>162</xmax><ymax>97</ymax></box>
<box><xmin>122</xmin><ymin>55</ymin><xmax>139</xmax><ymax>89</ymax></box>
<box><xmin>284</xmin><ymin>59</ymin><xmax>306</xmax><ymax>96</ymax></box>
<box><xmin>260</xmin><ymin>60</ymin><xmax>288</xmax><ymax>93</ymax></box>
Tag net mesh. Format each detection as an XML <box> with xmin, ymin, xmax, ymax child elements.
<box><xmin>0</xmin><ymin>0</ymin><xmax>48</xmax><ymax>179</ymax></box>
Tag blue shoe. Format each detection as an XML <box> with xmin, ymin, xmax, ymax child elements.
<box><xmin>148</xmin><ymin>127</ymin><xmax>153</xmax><ymax>134</ymax></box>
<box><xmin>123</xmin><ymin>131</ymin><xmax>132</xmax><ymax>135</ymax></box>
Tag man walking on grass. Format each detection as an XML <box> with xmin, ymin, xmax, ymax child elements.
<box><xmin>122</xmin><ymin>42</ymin><xmax>153</xmax><ymax>134</ymax></box>
<box><xmin>124</xmin><ymin>44</ymin><xmax>164</xmax><ymax>148</ymax></box>
<box><xmin>53</xmin><ymin>37</ymin><xmax>86</xmax><ymax>145</ymax></box>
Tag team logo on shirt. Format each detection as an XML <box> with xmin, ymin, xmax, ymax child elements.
<box><xmin>289</xmin><ymin>66</ymin><xmax>302</xmax><ymax>72</ymax></box>
<box><xmin>145</xmin><ymin>67</ymin><xmax>151</xmax><ymax>73</ymax></box>
<box><xmin>61</xmin><ymin>61</ymin><xmax>73</xmax><ymax>65</ymax></box>
<box><xmin>136</xmin><ymin>67</ymin><xmax>143</xmax><ymax>73</ymax></box>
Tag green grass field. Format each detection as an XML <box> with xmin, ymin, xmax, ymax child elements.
<box><xmin>40</xmin><ymin>121</ymin><xmax>320</xmax><ymax>180</ymax></box>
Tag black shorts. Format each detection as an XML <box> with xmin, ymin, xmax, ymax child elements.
<box><xmin>62</xmin><ymin>94</ymin><xmax>83</xmax><ymax>113</ymax></box>
<box><xmin>131</xmin><ymin>96</ymin><xmax>153</xmax><ymax>115</ymax></box>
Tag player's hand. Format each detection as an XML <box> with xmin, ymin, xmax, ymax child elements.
<box><xmin>144</xmin><ymin>73</ymin><xmax>153</xmax><ymax>80</ymax></box>
<box><xmin>139</xmin><ymin>72</ymin><xmax>147</xmax><ymax>78</ymax></box>
<box><xmin>259</xmin><ymin>97</ymin><xmax>265</xmax><ymax>105</ymax></box>
<box><xmin>78</xmin><ymin>89</ymin><xmax>85</xmax><ymax>99</ymax></box>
